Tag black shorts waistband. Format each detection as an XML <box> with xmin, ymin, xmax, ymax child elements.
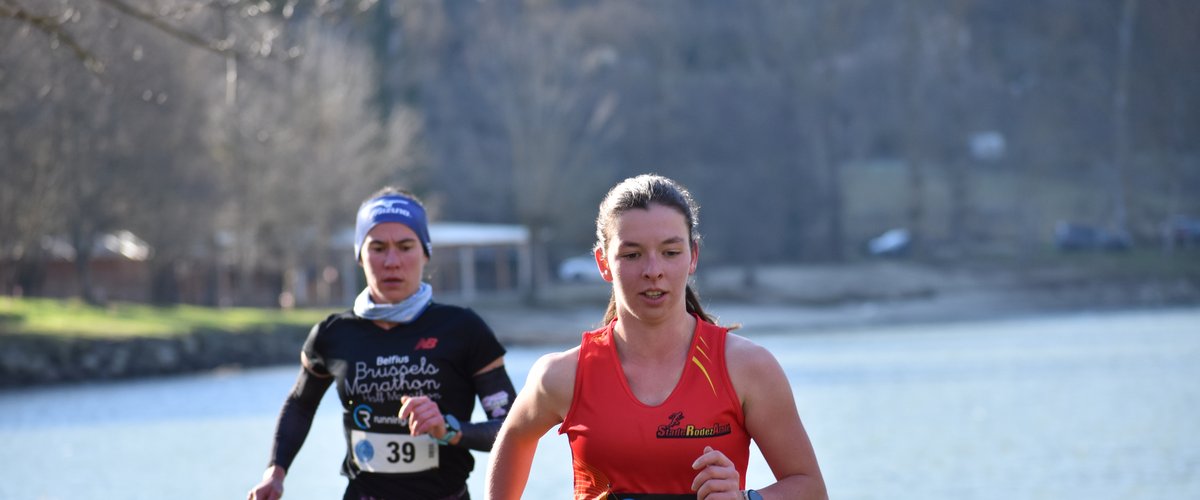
<box><xmin>347</xmin><ymin>483</ymin><xmax>468</xmax><ymax>500</ymax></box>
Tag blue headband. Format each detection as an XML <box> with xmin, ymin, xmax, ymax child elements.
<box><xmin>354</xmin><ymin>194</ymin><xmax>432</xmax><ymax>260</ymax></box>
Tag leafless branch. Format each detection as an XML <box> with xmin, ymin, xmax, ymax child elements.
<box><xmin>93</xmin><ymin>0</ymin><xmax>235</xmax><ymax>56</ymax></box>
<box><xmin>0</xmin><ymin>1</ymin><xmax>104</xmax><ymax>73</ymax></box>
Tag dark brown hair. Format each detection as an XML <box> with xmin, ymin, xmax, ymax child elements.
<box><xmin>363</xmin><ymin>186</ymin><xmax>424</xmax><ymax>206</ymax></box>
<box><xmin>594</xmin><ymin>174</ymin><xmax>715</xmax><ymax>325</ymax></box>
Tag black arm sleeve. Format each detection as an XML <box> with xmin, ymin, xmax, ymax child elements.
<box><xmin>456</xmin><ymin>365</ymin><xmax>517</xmax><ymax>451</ymax></box>
<box><xmin>269</xmin><ymin>367</ymin><xmax>333</xmax><ymax>470</ymax></box>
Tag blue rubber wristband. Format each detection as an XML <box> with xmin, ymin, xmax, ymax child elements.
<box><xmin>435</xmin><ymin>414</ymin><xmax>460</xmax><ymax>446</ymax></box>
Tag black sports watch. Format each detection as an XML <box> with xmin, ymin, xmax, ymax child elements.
<box><xmin>745</xmin><ymin>489</ymin><xmax>763</xmax><ymax>500</ymax></box>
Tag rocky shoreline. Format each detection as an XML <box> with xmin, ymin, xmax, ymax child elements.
<box><xmin>0</xmin><ymin>327</ymin><xmax>310</xmax><ymax>389</ymax></box>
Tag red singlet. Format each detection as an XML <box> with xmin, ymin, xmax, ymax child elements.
<box><xmin>560</xmin><ymin>317</ymin><xmax>751</xmax><ymax>499</ymax></box>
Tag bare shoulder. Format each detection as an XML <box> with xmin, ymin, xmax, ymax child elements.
<box><xmin>724</xmin><ymin>332</ymin><xmax>790</xmax><ymax>400</ymax></box>
<box><xmin>724</xmin><ymin>332</ymin><xmax>782</xmax><ymax>371</ymax></box>
<box><xmin>529</xmin><ymin>346</ymin><xmax>580</xmax><ymax>388</ymax></box>
<box><xmin>524</xmin><ymin>346</ymin><xmax>581</xmax><ymax>417</ymax></box>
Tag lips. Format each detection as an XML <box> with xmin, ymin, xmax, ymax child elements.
<box><xmin>642</xmin><ymin>289</ymin><xmax>666</xmax><ymax>299</ymax></box>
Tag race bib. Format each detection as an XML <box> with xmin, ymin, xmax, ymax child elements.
<box><xmin>350</xmin><ymin>430</ymin><xmax>439</xmax><ymax>473</ymax></box>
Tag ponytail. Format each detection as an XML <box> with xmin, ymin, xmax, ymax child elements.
<box><xmin>602</xmin><ymin>294</ymin><xmax>618</xmax><ymax>327</ymax></box>
<box><xmin>684</xmin><ymin>285</ymin><xmax>716</xmax><ymax>325</ymax></box>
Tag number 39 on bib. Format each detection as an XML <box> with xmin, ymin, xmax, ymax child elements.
<box><xmin>350</xmin><ymin>430</ymin><xmax>439</xmax><ymax>473</ymax></box>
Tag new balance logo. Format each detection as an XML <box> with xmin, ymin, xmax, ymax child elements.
<box><xmin>415</xmin><ymin>337</ymin><xmax>438</xmax><ymax>350</ymax></box>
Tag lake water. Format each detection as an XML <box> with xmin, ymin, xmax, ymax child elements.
<box><xmin>1</xmin><ymin>308</ymin><xmax>1198</xmax><ymax>499</ymax></box>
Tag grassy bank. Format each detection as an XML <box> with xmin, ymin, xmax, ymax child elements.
<box><xmin>0</xmin><ymin>296</ymin><xmax>334</xmax><ymax>339</ymax></box>
<box><xmin>0</xmin><ymin>297</ymin><xmax>339</xmax><ymax>388</ymax></box>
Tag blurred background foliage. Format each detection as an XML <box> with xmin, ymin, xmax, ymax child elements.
<box><xmin>1</xmin><ymin>0</ymin><xmax>1197</xmax><ymax>307</ymax></box>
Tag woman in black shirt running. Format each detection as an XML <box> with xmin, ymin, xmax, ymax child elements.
<box><xmin>249</xmin><ymin>187</ymin><xmax>517</xmax><ymax>500</ymax></box>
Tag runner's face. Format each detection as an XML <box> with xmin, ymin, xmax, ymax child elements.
<box><xmin>597</xmin><ymin>203</ymin><xmax>698</xmax><ymax>324</ymax></box>
<box><xmin>361</xmin><ymin>222</ymin><xmax>427</xmax><ymax>303</ymax></box>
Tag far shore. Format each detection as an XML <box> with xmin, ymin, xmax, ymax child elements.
<box><xmin>3</xmin><ymin>261</ymin><xmax>1197</xmax><ymax>390</ymax></box>
<box><xmin>475</xmin><ymin>261</ymin><xmax>1200</xmax><ymax>345</ymax></box>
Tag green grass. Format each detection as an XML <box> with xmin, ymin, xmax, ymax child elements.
<box><xmin>0</xmin><ymin>297</ymin><xmax>335</xmax><ymax>339</ymax></box>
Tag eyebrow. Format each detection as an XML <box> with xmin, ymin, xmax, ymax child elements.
<box><xmin>618</xmin><ymin>236</ymin><xmax>686</xmax><ymax>248</ymax></box>
<box><xmin>368</xmin><ymin>237</ymin><xmax>418</xmax><ymax>244</ymax></box>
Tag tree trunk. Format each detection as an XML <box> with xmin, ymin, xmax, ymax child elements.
<box><xmin>15</xmin><ymin>253</ymin><xmax>48</xmax><ymax>297</ymax></box>
<box><xmin>524</xmin><ymin>223</ymin><xmax>550</xmax><ymax>306</ymax></box>
<box><xmin>902</xmin><ymin>3</ymin><xmax>927</xmax><ymax>257</ymax></box>
<box><xmin>70</xmin><ymin>224</ymin><xmax>100</xmax><ymax>305</ymax></box>
<box><xmin>150</xmin><ymin>258</ymin><xmax>180</xmax><ymax>306</ymax></box>
<box><xmin>948</xmin><ymin>160</ymin><xmax>969</xmax><ymax>255</ymax></box>
<box><xmin>1110</xmin><ymin>0</ymin><xmax>1139</xmax><ymax>233</ymax></box>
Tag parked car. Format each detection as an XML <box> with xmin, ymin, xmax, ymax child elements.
<box><xmin>557</xmin><ymin>254</ymin><xmax>605</xmax><ymax>282</ymax></box>
<box><xmin>1053</xmin><ymin>221</ymin><xmax>1132</xmax><ymax>252</ymax></box>
<box><xmin>866</xmin><ymin>228</ymin><xmax>911</xmax><ymax>257</ymax></box>
<box><xmin>1161</xmin><ymin>215</ymin><xmax>1200</xmax><ymax>249</ymax></box>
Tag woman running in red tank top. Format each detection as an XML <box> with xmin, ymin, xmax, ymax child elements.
<box><xmin>486</xmin><ymin>175</ymin><xmax>827</xmax><ymax>500</ymax></box>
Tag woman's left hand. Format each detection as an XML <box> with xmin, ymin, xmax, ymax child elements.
<box><xmin>398</xmin><ymin>395</ymin><xmax>448</xmax><ymax>439</ymax></box>
<box><xmin>691</xmin><ymin>446</ymin><xmax>743</xmax><ymax>500</ymax></box>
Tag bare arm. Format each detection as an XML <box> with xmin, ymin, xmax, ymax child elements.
<box><xmin>485</xmin><ymin>348</ymin><xmax>578</xmax><ymax>500</ymax></box>
<box><xmin>728</xmin><ymin>335</ymin><xmax>828</xmax><ymax>500</ymax></box>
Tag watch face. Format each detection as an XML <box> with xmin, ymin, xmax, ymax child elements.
<box><xmin>747</xmin><ymin>490</ymin><xmax>764</xmax><ymax>500</ymax></box>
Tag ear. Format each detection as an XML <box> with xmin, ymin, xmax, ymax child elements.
<box><xmin>688</xmin><ymin>241</ymin><xmax>699</xmax><ymax>275</ymax></box>
<box><xmin>594</xmin><ymin>247</ymin><xmax>613</xmax><ymax>282</ymax></box>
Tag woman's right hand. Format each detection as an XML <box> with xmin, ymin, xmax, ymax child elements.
<box><xmin>248</xmin><ymin>465</ymin><xmax>286</xmax><ymax>500</ymax></box>
<box><xmin>691</xmin><ymin>446</ymin><xmax>742</xmax><ymax>500</ymax></box>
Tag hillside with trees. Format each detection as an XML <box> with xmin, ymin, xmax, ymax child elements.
<box><xmin>2</xmin><ymin>0</ymin><xmax>1197</xmax><ymax>307</ymax></box>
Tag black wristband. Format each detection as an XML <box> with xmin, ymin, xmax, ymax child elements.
<box><xmin>457</xmin><ymin>418</ymin><xmax>504</xmax><ymax>451</ymax></box>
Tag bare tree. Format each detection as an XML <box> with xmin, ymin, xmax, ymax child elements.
<box><xmin>0</xmin><ymin>15</ymin><xmax>73</xmax><ymax>296</ymax></box>
<box><xmin>0</xmin><ymin>0</ymin><xmax>293</xmax><ymax>75</ymax></box>
<box><xmin>0</xmin><ymin>0</ymin><xmax>291</xmax><ymax>303</ymax></box>
<box><xmin>465</xmin><ymin>4</ymin><xmax>622</xmax><ymax>302</ymax></box>
<box><xmin>207</xmin><ymin>16</ymin><xmax>422</xmax><ymax>307</ymax></box>
<box><xmin>1109</xmin><ymin>0</ymin><xmax>1138</xmax><ymax>235</ymax></box>
<box><xmin>15</xmin><ymin>2</ymin><xmax>137</xmax><ymax>304</ymax></box>
<box><xmin>896</xmin><ymin>0</ymin><xmax>979</xmax><ymax>257</ymax></box>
